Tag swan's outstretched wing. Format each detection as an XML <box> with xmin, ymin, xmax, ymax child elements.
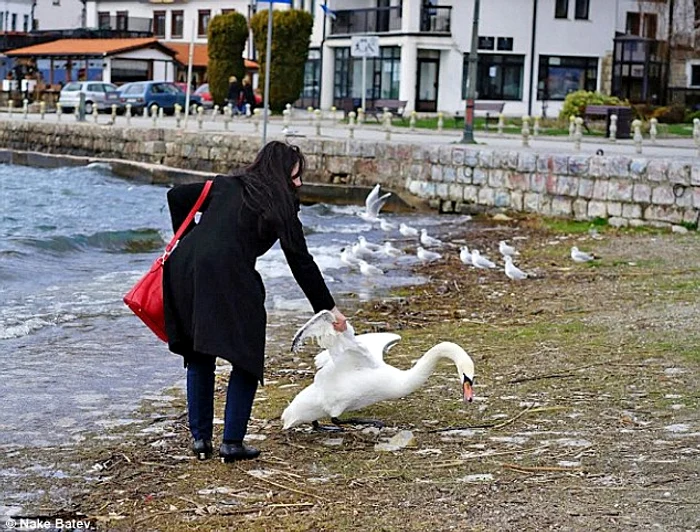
<box><xmin>292</xmin><ymin>311</ymin><xmax>380</xmax><ymax>371</ymax></box>
<box><xmin>314</xmin><ymin>332</ymin><xmax>401</xmax><ymax>369</ymax></box>
<box><xmin>291</xmin><ymin>310</ymin><xmax>337</xmax><ymax>353</ymax></box>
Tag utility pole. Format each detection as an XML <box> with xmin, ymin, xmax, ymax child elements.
<box><xmin>461</xmin><ymin>0</ymin><xmax>480</xmax><ymax>144</ymax></box>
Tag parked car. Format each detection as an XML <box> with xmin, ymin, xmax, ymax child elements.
<box><xmin>58</xmin><ymin>81</ymin><xmax>121</xmax><ymax>114</ymax></box>
<box><xmin>194</xmin><ymin>83</ymin><xmax>213</xmax><ymax>109</ymax></box>
<box><xmin>117</xmin><ymin>81</ymin><xmax>201</xmax><ymax>115</ymax></box>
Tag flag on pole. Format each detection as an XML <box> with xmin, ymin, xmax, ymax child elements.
<box><xmin>320</xmin><ymin>4</ymin><xmax>337</xmax><ymax>19</ymax></box>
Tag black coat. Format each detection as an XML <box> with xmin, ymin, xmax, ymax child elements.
<box><xmin>163</xmin><ymin>175</ymin><xmax>335</xmax><ymax>382</ymax></box>
<box><xmin>227</xmin><ymin>81</ymin><xmax>241</xmax><ymax>103</ymax></box>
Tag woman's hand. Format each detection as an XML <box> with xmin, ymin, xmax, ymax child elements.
<box><xmin>330</xmin><ymin>307</ymin><xmax>347</xmax><ymax>332</ymax></box>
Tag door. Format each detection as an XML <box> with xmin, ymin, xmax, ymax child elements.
<box><xmin>415</xmin><ymin>58</ymin><xmax>439</xmax><ymax>112</ymax></box>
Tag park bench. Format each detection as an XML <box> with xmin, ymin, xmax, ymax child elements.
<box><xmin>454</xmin><ymin>101</ymin><xmax>505</xmax><ymax>130</ymax></box>
<box><xmin>583</xmin><ymin>104</ymin><xmax>632</xmax><ymax>137</ymax></box>
<box><xmin>367</xmin><ymin>99</ymin><xmax>408</xmax><ymax>121</ymax></box>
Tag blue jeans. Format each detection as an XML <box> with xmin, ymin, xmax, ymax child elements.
<box><xmin>186</xmin><ymin>354</ymin><xmax>258</xmax><ymax>443</ymax></box>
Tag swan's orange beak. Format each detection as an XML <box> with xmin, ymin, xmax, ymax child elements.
<box><xmin>463</xmin><ymin>381</ymin><xmax>473</xmax><ymax>403</ymax></box>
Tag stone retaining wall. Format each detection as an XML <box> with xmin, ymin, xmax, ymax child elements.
<box><xmin>0</xmin><ymin>120</ymin><xmax>698</xmax><ymax>228</ymax></box>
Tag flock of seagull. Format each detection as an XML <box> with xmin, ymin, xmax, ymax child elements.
<box><xmin>337</xmin><ymin>184</ymin><xmax>599</xmax><ymax>280</ymax></box>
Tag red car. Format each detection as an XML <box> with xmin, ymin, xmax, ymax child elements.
<box><xmin>194</xmin><ymin>83</ymin><xmax>213</xmax><ymax>108</ymax></box>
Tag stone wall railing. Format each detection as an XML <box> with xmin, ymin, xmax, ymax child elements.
<box><xmin>0</xmin><ymin>121</ymin><xmax>697</xmax><ymax>228</ymax></box>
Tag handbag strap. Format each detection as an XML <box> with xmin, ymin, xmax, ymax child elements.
<box><xmin>162</xmin><ymin>180</ymin><xmax>213</xmax><ymax>259</ymax></box>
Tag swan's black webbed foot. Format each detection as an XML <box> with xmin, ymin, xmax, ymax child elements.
<box><xmin>312</xmin><ymin>420</ymin><xmax>344</xmax><ymax>432</ymax></box>
<box><xmin>331</xmin><ymin>417</ymin><xmax>385</xmax><ymax>428</ymax></box>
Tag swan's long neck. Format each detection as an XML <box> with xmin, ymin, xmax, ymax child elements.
<box><xmin>398</xmin><ymin>342</ymin><xmax>466</xmax><ymax>397</ymax></box>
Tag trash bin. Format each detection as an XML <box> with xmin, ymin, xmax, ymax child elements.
<box><xmin>606</xmin><ymin>106</ymin><xmax>632</xmax><ymax>139</ymax></box>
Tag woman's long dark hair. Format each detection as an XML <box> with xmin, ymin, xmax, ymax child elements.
<box><xmin>233</xmin><ymin>141</ymin><xmax>306</xmax><ymax>249</ymax></box>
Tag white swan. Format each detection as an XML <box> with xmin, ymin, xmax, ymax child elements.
<box><xmin>281</xmin><ymin>311</ymin><xmax>475</xmax><ymax>430</ymax></box>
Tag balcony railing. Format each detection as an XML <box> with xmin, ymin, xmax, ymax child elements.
<box><xmin>420</xmin><ymin>5</ymin><xmax>452</xmax><ymax>33</ymax></box>
<box><xmin>330</xmin><ymin>7</ymin><xmax>402</xmax><ymax>36</ymax></box>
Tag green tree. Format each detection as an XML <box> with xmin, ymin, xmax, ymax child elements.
<box><xmin>250</xmin><ymin>9</ymin><xmax>314</xmax><ymax>112</ymax></box>
<box><xmin>207</xmin><ymin>12</ymin><xmax>249</xmax><ymax>106</ymax></box>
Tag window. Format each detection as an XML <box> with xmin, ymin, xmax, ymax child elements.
<box><xmin>690</xmin><ymin>64</ymin><xmax>700</xmax><ymax>87</ymax></box>
<box><xmin>643</xmin><ymin>13</ymin><xmax>657</xmax><ymax>39</ymax></box>
<box><xmin>478</xmin><ymin>36</ymin><xmax>495</xmax><ymax>50</ymax></box>
<box><xmin>153</xmin><ymin>11</ymin><xmax>165</xmax><ymax>37</ymax></box>
<box><xmin>555</xmin><ymin>0</ymin><xmax>568</xmax><ymax>18</ymax></box>
<box><xmin>301</xmin><ymin>49</ymin><xmax>321</xmax><ymax>106</ymax></box>
<box><xmin>221</xmin><ymin>9</ymin><xmax>236</xmax><ymax>15</ymax></box>
<box><xmin>333</xmin><ymin>46</ymin><xmax>401</xmax><ymax>100</ymax></box>
<box><xmin>171</xmin><ymin>10</ymin><xmax>183</xmax><ymax>38</ymax></box>
<box><xmin>198</xmin><ymin>10</ymin><xmax>210</xmax><ymax>37</ymax></box>
<box><xmin>97</xmin><ymin>11</ymin><xmax>110</xmax><ymax>29</ymax></box>
<box><xmin>52</xmin><ymin>0</ymin><xmax>60</xmax><ymax>4</ymax></box>
<box><xmin>497</xmin><ymin>37</ymin><xmax>513</xmax><ymax>51</ymax></box>
<box><xmin>116</xmin><ymin>11</ymin><xmax>128</xmax><ymax>31</ymax></box>
<box><xmin>463</xmin><ymin>54</ymin><xmax>525</xmax><ymax>100</ymax></box>
<box><xmin>574</xmin><ymin>0</ymin><xmax>589</xmax><ymax>20</ymax></box>
<box><xmin>0</xmin><ymin>13</ymin><xmax>4</xmax><ymax>31</ymax></box>
<box><xmin>626</xmin><ymin>12</ymin><xmax>658</xmax><ymax>38</ymax></box>
<box><xmin>538</xmin><ymin>55</ymin><xmax>598</xmax><ymax>100</ymax></box>
<box><xmin>22</xmin><ymin>14</ymin><xmax>28</xmax><ymax>32</ymax></box>
<box><xmin>11</xmin><ymin>13</ymin><xmax>16</xmax><ymax>31</ymax></box>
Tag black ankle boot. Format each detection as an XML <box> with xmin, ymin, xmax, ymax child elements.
<box><xmin>219</xmin><ymin>442</ymin><xmax>261</xmax><ymax>462</ymax></box>
<box><xmin>192</xmin><ymin>439</ymin><xmax>213</xmax><ymax>460</ymax></box>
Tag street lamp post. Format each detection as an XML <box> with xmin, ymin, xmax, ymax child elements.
<box><xmin>461</xmin><ymin>0</ymin><xmax>480</xmax><ymax>144</ymax></box>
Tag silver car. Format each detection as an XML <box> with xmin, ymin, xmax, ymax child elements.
<box><xmin>58</xmin><ymin>81</ymin><xmax>121</xmax><ymax>113</ymax></box>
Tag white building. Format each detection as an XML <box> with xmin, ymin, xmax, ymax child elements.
<box><xmin>313</xmin><ymin>0</ymin><xmax>622</xmax><ymax>117</ymax></box>
<box><xmin>34</xmin><ymin>0</ymin><xmax>85</xmax><ymax>30</ymax></box>
<box><xmin>0</xmin><ymin>0</ymin><xmax>35</xmax><ymax>32</ymax></box>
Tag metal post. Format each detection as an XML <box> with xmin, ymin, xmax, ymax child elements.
<box><xmin>262</xmin><ymin>4</ymin><xmax>273</xmax><ymax>147</ymax></box>
<box><xmin>184</xmin><ymin>20</ymin><xmax>196</xmax><ymax>129</ymax></box>
<box><xmin>461</xmin><ymin>0</ymin><xmax>480</xmax><ymax>144</ymax></box>
<box><xmin>361</xmin><ymin>55</ymin><xmax>367</xmax><ymax>117</ymax></box>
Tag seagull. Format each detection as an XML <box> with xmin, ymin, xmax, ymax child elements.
<box><xmin>420</xmin><ymin>229</ymin><xmax>443</xmax><ymax>248</ymax></box>
<box><xmin>351</xmin><ymin>241</ymin><xmax>376</xmax><ymax>260</ymax></box>
<box><xmin>471</xmin><ymin>250</ymin><xmax>496</xmax><ymax>269</ymax></box>
<box><xmin>358</xmin><ymin>236</ymin><xmax>382</xmax><ymax>252</ymax></box>
<box><xmin>359</xmin><ymin>184</ymin><xmax>392</xmax><ymax>222</ymax></box>
<box><xmin>417</xmin><ymin>247</ymin><xmax>442</xmax><ymax>262</ymax></box>
<box><xmin>340</xmin><ymin>247</ymin><xmax>360</xmax><ymax>268</ymax></box>
<box><xmin>379</xmin><ymin>218</ymin><xmax>397</xmax><ymax>232</ymax></box>
<box><xmin>381</xmin><ymin>241</ymin><xmax>403</xmax><ymax>258</ymax></box>
<box><xmin>571</xmin><ymin>246</ymin><xmax>597</xmax><ymax>263</ymax></box>
<box><xmin>459</xmin><ymin>246</ymin><xmax>472</xmax><ymax>265</ymax></box>
<box><xmin>357</xmin><ymin>259</ymin><xmax>384</xmax><ymax>276</ymax></box>
<box><xmin>498</xmin><ymin>240</ymin><xmax>519</xmax><ymax>257</ymax></box>
<box><xmin>399</xmin><ymin>223</ymin><xmax>419</xmax><ymax>237</ymax></box>
<box><xmin>504</xmin><ymin>256</ymin><xmax>528</xmax><ymax>281</ymax></box>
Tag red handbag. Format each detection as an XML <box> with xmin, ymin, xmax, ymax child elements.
<box><xmin>123</xmin><ymin>180</ymin><xmax>213</xmax><ymax>342</ymax></box>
